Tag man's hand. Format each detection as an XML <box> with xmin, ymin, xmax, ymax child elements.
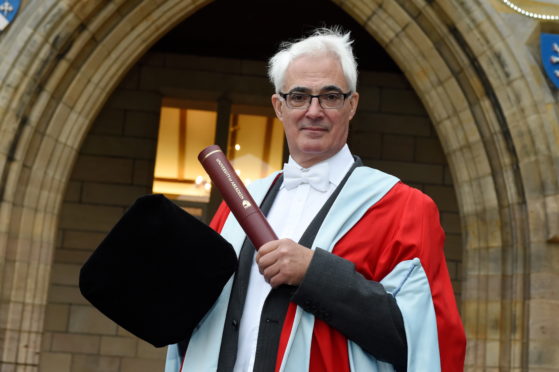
<box><xmin>255</xmin><ymin>239</ymin><xmax>314</xmax><ymax>288</ymax></box>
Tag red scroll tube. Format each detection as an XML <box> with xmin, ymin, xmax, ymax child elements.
<box><xmin>198</xmin><ymin>145</ymin><xmax>278</xmax><ymax>249</ymax></box>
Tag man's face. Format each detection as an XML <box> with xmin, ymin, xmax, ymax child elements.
<box><xmin>271</xmin><ymin>54</ymin><xmax>359</xmax><ymax>168</ymax></box>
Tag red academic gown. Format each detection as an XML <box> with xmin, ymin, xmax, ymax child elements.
<box><xmin>209</xmin><ymin>181</ymin><xmax>466</xmax><ymax>372</ymax></box>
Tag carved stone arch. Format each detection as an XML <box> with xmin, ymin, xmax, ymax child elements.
<box><xmin>335</xmin><ymin>0</ymin><xmax>559</xmax><ymax>369</ymax></box>
<box><xmin>0</xmin><ymin>0</ymin><xmax>557</xmax><ymax>370</ymax></box>
<box><xmin>0</xmin><ymin>0</ymin><xmax>213</xmax><ymax>368</ymax></box>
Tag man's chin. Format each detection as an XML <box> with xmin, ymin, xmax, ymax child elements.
<box><xmin>301</xmin><ymin>128</ymin><xmax>328</xmax><ymax>138</ymax></box>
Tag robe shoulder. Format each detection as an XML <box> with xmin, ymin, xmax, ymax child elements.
<box><xmin>332</xmin><ymin>181</ymin><xmax>466</xmax><ymax>371</ymax></box>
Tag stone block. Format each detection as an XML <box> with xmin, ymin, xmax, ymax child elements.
<box><xmin>50</xmin><ymin>263</ymin><xmax>81</xmax><ymax>286</ymax></box>
<box><xmin>485</xmin><ymin>339</ymin><xmax>500</xmax><ymax>367</ymax></box>
<box><xmin>123</xmin><ymin>111</ymin><xmax>159</xmax><ymax>138</ymax></box>
<box><xmin>348</xmin><ymin>131</ymin><xmax>381</xmax><ymax>159</ymax></box>
<box><xmin>424</xmin><ymin>185</ymin><xmax>459</xmax><ymax>212</ymax></box>
<box><xmin>364</xmin><ymin>4</ymin><xmax>399</xmax><ymax>47</ymax></box>
<box><xmin>544</xmin><ymin>194</ymin><xmax>559</xmax><ymax>243</ymax></box>
<box><xmin>380</xmin><ymin>88</ymin><xmax>426</xmax><ymax>115</ymax></box>
<box><xmin>91</xmin><ymin>108</ymin><xmax>125</xmax><ymax>135</ymax></box>
<box><xmin>435</xmin><ymin>117</ymin><xmax>461</xmax><ymax>156</ymax></box>
<box><xmin>370</xmin><ymin>160</ymin><xmax>444</xmax><ymax>184</ymax></box>
<box><xmin>528</xmin><ymin>339</ymin><xmax>559</xmax><ymax>368</ymax></box>
<box><xmin>81</xmin><ymin>183</ymin><xmax>147</xmax><ymax>206</ymax></box>
<box><xmin>81</xmin><ymin>135</ymin><xmax>156</xmax><ymax>160</ymax></box>
<box><xmin>70</xmin><ymin>354</ymin><xmax>120</xmax><ymax>372</ymax></box>
<box><xmin>381</xmin><ymin>134</ymin><xmax>415</xmax><ymax>161</ymax></box>
<box><xmin>117</xmin><ymin>326</ymin><xmax>134</xmax><ymax>338</ymax></box>
<box><xmin>443</xmin><ymin>165</ymin><xmax>454</xmax><ymax>185</ymax></box>
<box><xmin>441</xmin><ymin>212</ymin><xmax>462</xmax><ymax>234</ymax></box>
<box><xmin>54</xmin><ymin>248</ymin><xmax>92</xmax><ymax>264</ymax></box>
<box><xmin>48</xmin><ymin>104</ymin><xmax>73</xmax><ymax>141</ymax></box>
<box><xmin>43</xmin><ymin>333</ymin><xmax>56</xmax><ymax>353</ymax></box>
<box><xmin>416</xmin><ymin>137</ymin><xmax>446</xmax><ymax>164</ymax></box>
<box><xmin>51</xmin><ymin>333</ymin><xmax>100</xmax><ymax>354</ymax></box>
<box><xmin>72</xmin><ymin>155</ymin><xmax>134</xmax><ymax>184</ymax></box>
<box><xmin>138</xmin><ymin>52</ymin><xmax>165</xmax><ymax>67</ymax></box>
<box><xmin>100</xmin><ymin>336</ymin><xmax>137</xmax><ymax>357</ymax></box>
<box><xmin>132</xmin><ymin>159</ymin><xmax>155</xmax><ymax>187</ymax></box>
<box><xmin>63</xmin><ymin>181</ymin><xmax>81</xmax><ymax>203</ymax></box>
<box><xmin>48</xmin><ymin>285</ymin><xmax>89</xmax><ymax>305</ymax></box>
<box><xmin>119</xmin><ymin>66</ymin><xmax>140</xmax><ymax>90</ymax></box>
<box><xmin>529</xmin><ymin>300</ymin><xmax>559</xmax><ymax>342</ymax></box>
<box><xmin>61</xmin><ymin>230</ymin><xmax>106</xmax><ymax>251</ymax></box>
<box><xmin>68</xmin><ymin>306</ymin><xmax>117</xmax><ymax>335</ymax></box>
<box><xmin>352</xmin><ymin>112</ymin><xmax>432</xmax><ymax>137</ymax></box>
<box><xmin>357</xmin><ymin>86</ymin><xmax>380</xmax><ymax>111</ymax></box>
<box><xmin>58</xmin><ymin>203</ymin><xmax>123</xmax><ymax>231</ymax></box>
<box><xmin>486</xmin><ymin>300</ymin><xmax>502</xmax><ymax>340</ymax></box>
<box><xmin>447</xmin><ymin>260</ymin><xmax>458</xmax><ymax>279</ymax></box>
<box><xmin>1</xmin><ymin>328</ymin><xmax>19</xmax><ymax>363</ymax></box>
<box><xmin>136</xmin><ymin>339</ymin><xmax>166</xmax><ymax>360</ymax></box>
<box><xmin>359</xmin><ymin>71</ymin><xmax>408</xmax><ymax>88</ymax></box>
<box><xmin>107</xmin><ymin>89</ymin><xmax>161</xmax><ymax>112</ymax></box>
<box><xmin>44</xmin><ymin>304</ymin><xmax>70</xmax><ymax>332</ymax></box>
<box><xmin>10</xmin><ymin>262</ymin><xmax>31</xmax><ymax>302</ymax></box>
<box><xmin>38</xmin><ymin>352</ymin><xmax>71</xmax><ymax>372</ymax></box>
<box><xmin>0</xmin><ymin>301</ymin><xmax>22</xmax><ymax>332</ymax></box>
<box><xmin>17</xmin><ymin>330</ymin><xmax>42</xmax><ymax>364</ymax></box>
<box><xmin>451</xmin><ymin>279</ymin><xmax>461</xmax><ymax>298</ymax></box>
<box><xmin>120</xmin><ymin>358</ymin><xmax>165</xmax><ymax>372</ymax></box>
<box><xmin>530</xmin><ymin>272</ymin><xmax>559</xmax><ymax>299</ymax></box>
<box><xmin>444</xmin><ymin>234</ymin><xmax>463</xmax><ymax>261</ymax></box>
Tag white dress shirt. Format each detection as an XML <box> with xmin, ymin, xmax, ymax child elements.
<box><xmin>233</xmin><ymin>145</ymin><xmax>355</xmax><ymax>372</ymax></box>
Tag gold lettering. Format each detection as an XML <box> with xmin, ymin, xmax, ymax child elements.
<box><xmin>216</xmin><ymin>158</ymin><xmax>245</xmax><ymax>202</ymax></box>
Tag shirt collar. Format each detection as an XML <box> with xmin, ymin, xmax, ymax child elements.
<box><xmin>284</xmin><ymin>144</ymin><xmax>354</xmax><ymax>188</ymax></box>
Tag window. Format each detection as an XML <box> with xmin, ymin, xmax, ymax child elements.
<box><xmin>153</xmin><ymin>98</ymin><xmax>285</xmax><ymax>218</ymax></box>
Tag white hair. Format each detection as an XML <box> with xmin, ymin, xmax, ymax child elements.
<box><xmin>268</xmin><ymin>27</ymin><xmax>358</xmax><ymax>93</ymax></box>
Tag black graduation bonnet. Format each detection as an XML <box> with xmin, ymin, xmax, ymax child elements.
<box><xmin>79</xmin><ymin>194</ymin><xmax>237</xmax><ymax>347</ymax></box>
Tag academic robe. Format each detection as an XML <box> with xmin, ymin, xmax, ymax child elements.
<box><xmin>167</xmin><ymin>166</ymin><xmax>466</xmax><ymax>372</ymax></box>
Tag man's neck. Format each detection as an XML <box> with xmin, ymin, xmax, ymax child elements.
<box><xmin>291</xmin><ymin>146</ymin><xmax>347</xmax><ymax>168</ymax></box>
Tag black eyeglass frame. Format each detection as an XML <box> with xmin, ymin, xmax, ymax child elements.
<box><xmin>278</xmin><ymin>91</ymin><xmax>353</xmax><ymax>109</ymax></box>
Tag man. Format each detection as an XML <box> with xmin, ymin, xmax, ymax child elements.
<box><xmin>166</xmin><ymin>28</ymin><xmax>466</xmax><ymax>372</ymax></box>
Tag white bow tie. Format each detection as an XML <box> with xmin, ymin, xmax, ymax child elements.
<box><xmin>282</xmin><ymin>162</ymin><xmax>330</xmax><ymax>192</ymax></box>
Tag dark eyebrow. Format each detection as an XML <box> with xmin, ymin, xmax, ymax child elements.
<box><xmin>287</xmin><ymin>87</ymin><xmax>312</xmax><ymax>94</ymax></box>
<box><xmin>320</xmin><ymin>85</ymin><xmax>344</xmax><ymax>93</ymax></box>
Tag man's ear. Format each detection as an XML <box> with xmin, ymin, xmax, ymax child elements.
<box><xmin>348</xmin><ymin>92</ymin><xmax>359</xmax><ymax>120</ymax></box>
<box><xmin>271</xmin><ymin>94</ymin><xmax>284</xmax><ymax>121</ymax></box>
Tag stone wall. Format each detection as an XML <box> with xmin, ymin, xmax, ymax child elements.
<box><xmin>39</xmin><ymin>52</ymin><xmax>462</xmax><ymax>371</ymax></box>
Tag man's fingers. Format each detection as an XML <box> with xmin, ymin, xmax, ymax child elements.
<box><xmin>255</xmin><ymin>238</ymin><xmax>312</xmax><ymax>287</ymax></box>
<box><xmin>262</xmin><ymin>263</ymin><xmax>281</xmax><ymax>285</ymax></box>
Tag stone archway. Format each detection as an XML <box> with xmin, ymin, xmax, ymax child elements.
<box><xmin>334</xmin><ymin>1</ymin><xmax>559</xmax><ymax>369</ymax></box>
<box><xmin>0</xmin><ymin>1</ymin><xmax>215</xmax><ymax>368</ymax></box>
<box><xmin>0</xmin><ymin>0</ymin><xmax>557</xmax><ymax>370</ymax></box>
<box><xmin>340</xmin><ymin>1</ymin><xmax>559</xmax><ymax>369</ymax></box>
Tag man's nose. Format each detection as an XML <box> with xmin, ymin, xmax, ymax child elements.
<box><xmin>305</xmin><ymin>96</ymin><xmax>324</xmax><ymax>117</ymax></box>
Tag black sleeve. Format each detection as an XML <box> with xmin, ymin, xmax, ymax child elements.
<box><xmin>291</xmin><ymin>248</ymin><xmax>407</xmax><ymax>371</ymax></box>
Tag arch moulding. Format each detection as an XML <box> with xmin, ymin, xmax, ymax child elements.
<box><xmin>0</xmin><ymin>0</ymin><xmax>557</xmax><ymax>370</ymax></box>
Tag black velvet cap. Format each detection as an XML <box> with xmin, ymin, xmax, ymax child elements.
<box><xmin>79</xmin><ymin>194</ymin><xmax>237</xmax><ymax>348</ymax></box>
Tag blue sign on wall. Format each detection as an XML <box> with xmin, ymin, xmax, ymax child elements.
<box><xmin>0</xmin><ymin>0</ymin><xmax>20</xmax><ymax>32</ymax></box>
<box><xmin>541</xmin><ymin>33</ymin><xmax>559</xmax><ymax>89</ymax></box>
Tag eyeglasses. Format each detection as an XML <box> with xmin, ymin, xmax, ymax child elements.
<box><xmin>279</xmin><ymin>91</ymin><xmax>352</xmax><ymax>109</ymax></box>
